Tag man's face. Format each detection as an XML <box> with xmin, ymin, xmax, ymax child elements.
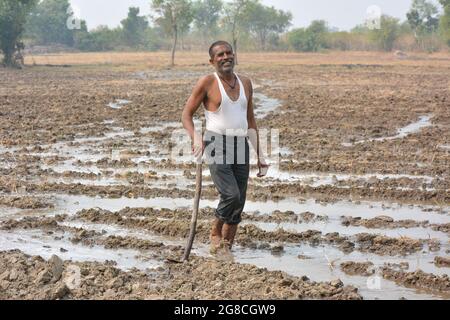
<box><xmin>210</xmin><ymin>44</ymin><xmax>235</xmax><ymax>73</ymax></box>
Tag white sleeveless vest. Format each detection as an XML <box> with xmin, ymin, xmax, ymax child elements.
<box><xmin>205</xmin><ymin>72</ymin><xmax>248</xmax><ymax>137</ymax></box>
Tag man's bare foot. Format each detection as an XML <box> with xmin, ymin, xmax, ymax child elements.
<box><xmin>210</xmin><ymin>234</ymin><xmax>222</xmax><ymax>255</ymax></box>
<box><xmin>210</xmin><ymin>218</ymin><xmax>224</xmax><ymax>255</ymax></box>
<box><xmin>215</xmin><ymin>240</ymin><xmax>235</xmax><ymax>262</ymax></box>
<box><xmin>222</xmin><ymin>224</ymin><xmax>238</xmax><ymax>249</ymax></box>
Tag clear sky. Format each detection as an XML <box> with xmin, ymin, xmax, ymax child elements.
<box><xmin>69</xmin><ymin>0</ymin><xmax>442</xmax><ymax>31</ymax></box>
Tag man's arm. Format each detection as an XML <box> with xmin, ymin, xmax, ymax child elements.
<box><xmin>245</xmin><ymin>78</ymin><xmax>269</xmax><ymax>177</ymax></box>
<box><xmin>181</xmin><ymin>76</ymin><xmax>209</xmax><ymax>158</ymax></box>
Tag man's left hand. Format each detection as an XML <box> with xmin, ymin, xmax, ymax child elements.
<box><xmin>257</xmin><ymin>160</ymin><xmax>269</xmax><ymax>178</ymax></box>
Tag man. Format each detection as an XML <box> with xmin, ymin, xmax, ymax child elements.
<box><xmin>181</xmin><ymin>40</ymin><xmax>269</xmax><ymax>255</ymax></box>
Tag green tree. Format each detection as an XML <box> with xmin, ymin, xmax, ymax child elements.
<box><xmin>121</xmin><ymin>7</ymin><xmax>149</xmax><ymax>49</ymax></box>
<box><xmin>351</xmin><ymin>24</ymin><xmax>370</xmax><ymax>34</ymax></box>
<box><xmin>287</xmin><ymin>28</ymin><xmax>308</xmax><ymax>51</ymax></box>
<box><xmin>151</xmin><ymin>0</ymin><xmax>193</xmax><ymax>66</ymax></box>
<box><xmin>222</xmin><ymin>0</ymin><xmax>253</xmax><ymax>64</ymax></box>
<box><xmin>25</xmin><ymin>0</ymin><xmax>75</xmax><ymax>46</ymax></box>
<box><xmin>0</xmin><ymin>0</ymin><xmax>37</xmax><ymax>67</ymax></box>
<box><xmin>143</xmin><ymin>27</ymin><xmax>164</xmax><ymax>50</ymax></box>
<box><xmin>407</xmin><ymin>0</ymin><xmax>440</xmax><ymax>49</ymax></box>
<box><xmin>244</xmin><ymin>2</ymin><xmax>292</xmax><ymax>50</ymax></box>
<box><xmin>72</xmin><ymin>20</ymin><xmax>90</xmax><ymax>50</ymax></box>
<box><xmin>370</xmin><ymin>15</ymin><xmax>400</xmax><ymax>51</ymax></box>
<box><xmin>439</xmin><ymin>0</ymin><xmax>450</xmax><ymax>46</ymax></box>
<box><xmin>178</xmin><ymin>5</ymin><xmax>194</xmax><ymax>50</ymax></box>
<box><xmin>192</xmin><ymin>0</ymin><xmax>223</xmax><ymax>44</ymax></box>
<box><xmin>287</xmin><ymin>20</ymin><xmax>328</xmax><ymax>52</ymax></box>
<box><xmin>74</xmin><ymin>25</ymin><xmax>123</xmax><ymax>51</ymax></box>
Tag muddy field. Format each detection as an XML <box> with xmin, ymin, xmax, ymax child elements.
<box><xmin>0</xmin><ymin>51</ymin><xmax>449</xmax><ymax>300</ymax></box>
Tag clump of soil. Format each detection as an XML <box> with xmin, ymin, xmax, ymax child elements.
<box><xmin>1</xmin><ymin>216</ymin><xmax>66</xmax><ymax>231</ymax></box>
<box><xmin>0</xmin><ymin>250</ymin><xmax>154</xmax><ymax>300</ymax></box>
<box><xmin>340</xmin><ymin>261</ymin><xmax>375</xmax><ymax>276</ymax></box>
<box><xmin>0</xmin><ymin>215</ymin><xmax>182</xmax><ymax>259</ymax></box>
<box><xmin>299</xmin><ymin>211</ymin><xmax>329</xmax><ymax>223</ymax></box>
<box><xmin>341</xmin><ymin>216</ymin><xmax>427</xmax><ymax>229</ymax></box>
<box><xmin>99</xmin><ymin>206</ymin><xmax>328</xmax><ymax>225</ymax></box>
<box><xmin>297</xmin><ymin>254</ymin><xmax>313</xmax><ymax>260</ymax></box>
<box><xmin>101</xmin><ymin>235</ymin><xmax>165</xmax><ymax>251</ymax></box>
<box><xmin>161</xmin><ymin>256</ymin><xmax>362</xmax><ymax>300</ymax></box>
<box><xmin>243</xmin><ymin>210</ymin><xmax>298</xmax><ymax>223</ymax></box>
<box><xmin>384</xmin><ymin>262</ymin><xmax>410</xmax><ymax>270</ymax></box>
<box><xmin>0</xmin><ymin>250</ymin><xmax>363</xmax><ymax>300</ymax></box>
<box><xmin>75</xmin><ymin>209</ymin><xmax>432</xmax><ymax>257</ymax></box>
<box><xmin>75</xmin><ymin>208</ymin><xmax>328</xmax><ymax>252</ymax></box>
<box><xmin>0</xmin><ymin>196</ymin><xmax>54</xmax><ymax>209</ymax></box>
<box><xmin>239</xmin><ymin>224</ymin><xmax>323</xmax><ymax>244</ymax></box>
<box><xmin>381</xmin><ymin>267</ymin><xmax>450</xmax><ymax>294</ymax></box>
<box><xmin>23</xmin><ymin>181</ymin><xmax>212</xmax><ymax>201</ymax></box>
<box><xmin>430</xmin><ymin>223</ymin><xmax>450</xmax><ymax>236</ymax></box>
<box><xmin>243</xmin><ymin>210</ymin><xmax>328</xmax><ymax>224</ymax></box>
<box><xmin>427</xmin><ymin>239</ymin><xmax>441</xmax><ymax>252</ymax></box>
<box><xmin>341</xmin><ymin>216</ymin><xmax>450</xmax><ymax>237</ymax></box>
<box><xmin>434</xmin><ymin>256</ymin><xmax>450</xmax><ymax>268</ymax></box>
<box><xmin>323</xmin><ymin>232</ymin><xmax>356</xmax><ymax>253</ymax></box>
<box><xmin>68</xmin><ymin>227</ymin><xmax>104</xmax><ymax>246</ymax></box>
<box><xmin>355</xmin><ymin>233</ymin><xmax>424</xmax><ymax>256</ymax></box>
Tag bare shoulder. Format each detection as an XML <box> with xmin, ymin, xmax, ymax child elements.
<box><xmin>237</xmin><ymin>74</ymin><xmax>253</xmax><ymax>89</ymax></box>
<box><xmin>194</xmin><ymin>74</ymin><xmax>215</xmax><ymax>92</ymax></box>
<box><xmin>198</xmin><ymin>74</ymin><xmax>216</xmax><ymax>86</ymax></box>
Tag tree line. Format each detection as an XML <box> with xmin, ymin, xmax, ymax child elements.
<box><xmin>1</xmin><ymin>0</ymin><xmax>449</xmax><ymax>67</ymax></box>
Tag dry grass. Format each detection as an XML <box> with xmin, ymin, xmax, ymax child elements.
<box><xmin>24</xmin><ymin>50</ymin><xmax>450</xmax><ymax>69</ymax></box>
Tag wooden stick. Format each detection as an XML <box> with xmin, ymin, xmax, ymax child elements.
<box><xmin>183</xmin><ymin>162</ymin><xmax>203</xmax><ymax>261</ymax></box>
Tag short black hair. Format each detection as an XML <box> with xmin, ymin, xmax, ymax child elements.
<box><xmin>209</xmin><ymin>40</ymin><xmax>233</xmax><ymax>58</ymax></box>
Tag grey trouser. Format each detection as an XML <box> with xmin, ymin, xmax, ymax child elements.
<box><xmin>204</xmin><ymin>131</ymin><xmax>250</xmax><ymax>225</ymax></box>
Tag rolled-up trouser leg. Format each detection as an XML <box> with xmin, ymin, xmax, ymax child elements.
<box><xmin>209</xmin><ymin>163</ymin><xmax>242</xmax><ymax>224</ymax></box>
<box><xmin>229</xmin><ymin>164</ymin><xmax>249</xmax><ymax>224</ymax></box>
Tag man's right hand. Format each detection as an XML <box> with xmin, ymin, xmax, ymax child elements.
<box><xmin>191</xmin><ymin>133</ymin><xmax>205</xmax><ymax>159</ymax></box>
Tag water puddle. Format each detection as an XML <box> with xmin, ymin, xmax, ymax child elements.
<box><xmin>140</xmin><ymin>122</ymin><xmax>181</xmax><ymax>134</ymax></box>
<box><xmin>43</xmin><ymin>219</ymin><xmax>449</xmax><ymax>300</ymax></box>
<box><xmin>54</xmin><ymin>218</ymin><xmax>448</xmax><ymax>300</ymax></box>
<box><xmin>107</xmin><ymin>99</ymin><xmax>131</xmax><ymax>110</ymax></box>
<box><xmin>248</xmin><ymin>220</ymin><xmax>447</xmax><ymax>241</ymax></box>
<box><xmin>37</xmin><ymin>128</ymin><xmax>436</xmax><ymax>191</ymax></box>
<box><xmin>60</xmin><ymin>221</ymin><xmax>184</xmax><ymax>248</ymax></box>
<box><xmin>133</xmin><ymin>70</ymin><xmax>203</xmax><ymax>80</ymax></box>
<box><xmin>0</xmin><ymin>229</ymin><xmax>162</xmax><ymax>271</ymax></box>
<box><xmin>253</xmin><ymin>93</ymin><xmax>282</xmax><ymax>119</ymax></box>
<box><xmin>3</xmin><ymin>194</ymin><xmax>446</xmax><ymax>225</ymax></box>
<box><xmin>256</xmin><ymin>169</ymin><xmax>436</xmax><ymax>187</ymax></box>
<box><xmin>234</xmin><ymin>244</ymin><xmax>446</xmax><ymax>300</ymax></box>
<box><xmin>46</xmin><ymin>177</ymin><xmax>128</xmax><ymax>187</ymax></box>
<box><xmin>344</xmin><ymin>115</ymin><xmax>433</xmax><ymax>146</ymax></box>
